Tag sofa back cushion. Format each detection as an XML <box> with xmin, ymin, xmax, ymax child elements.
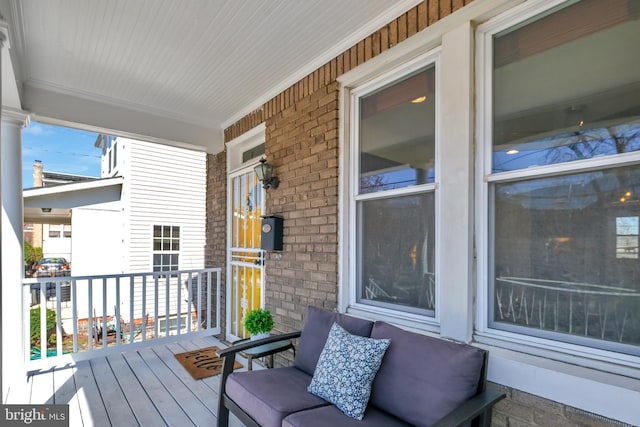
<box><xmin>369</xmin><ymin>321</ymin><xmax>485</xmax><ymax>427</ymax></box>
<box><xmin>294</xmin><ymin>306</ymin><xmax>374</xmax><ymax>376</ymax></box>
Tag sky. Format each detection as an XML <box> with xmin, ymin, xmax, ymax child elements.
<box><xmin>22</xmin><ymin>121</ymin><xmax>102</xmax><ymax>189</ymax></box>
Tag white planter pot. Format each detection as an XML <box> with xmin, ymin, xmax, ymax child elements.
<box><xmin>250</xmin><ymin>332</ymin><xmax>270</xmax><ymax>341</ymax></box>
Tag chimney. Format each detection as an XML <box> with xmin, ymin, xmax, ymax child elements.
<box><xmin>31</xmin><ymin>160</ymin><xmax>44</xmax><ymax>248</ymax></box>
<box><xmin>33</xmin><ymin>160</ymin><xmax>43</xmax><ymax>187</ymax></box>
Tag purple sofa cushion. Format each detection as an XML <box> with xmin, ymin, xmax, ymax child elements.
<box><xmin>369</xmin><ymin>321</ymin><xmax>485</xmax><ymax>427</ymax></box>
<box><xmin>294</xmin><ymin>306</ymin><xmax>374</xmax><ymax>376</ymax></box>
<box><xmin>225</xmin><ymin>367</ymin><xmax>329</xmax><ymax>427</ymax></box>
<box><xmin>283</xmin><ymin>404</ymin><xmax>412</xmax><ymax>427</ymax></box>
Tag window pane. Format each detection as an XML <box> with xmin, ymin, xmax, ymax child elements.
<box><xmin>359</xmin><ymin>66</ymin><xmax>436</xmax><ymax>193</ymax></box>
<box><xmin>154</xmin><ymin>226</ymin><xmax>162</xmax><ymax>238</ymax></box>
<box><xmin>357</xmin><ymin>192</ymin><xmax>435</xmax><ymax>314</ymax></box>
<box><xmin>492</xmin><ymin>0</ymin><xmax>640</xmax><ymax>172</ymax></box>
<box><xmin>491</xmin><ymin>166</ymin><xmax>640</xmax><ymax>353</ymax></box>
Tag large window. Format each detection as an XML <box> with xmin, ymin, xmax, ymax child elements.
<box><xmin>486</xmin><ymin>0</ymin><xmax>640</xmax><ymax>354</ymax></box>
<box><xmin>153</xmin><ymin>225</ymin><xmax>180</xmax><ymax>272</ymax></box>
<box><xmin>352</xmin><ymin>57</ymin><xmax>437</xmax><ymax>316</ymax></box>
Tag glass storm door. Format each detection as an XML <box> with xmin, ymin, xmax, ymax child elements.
<box><xmin>229</xmin><ymin>168</ymin><xmax>265</xmax><ymax>339</ymax></box>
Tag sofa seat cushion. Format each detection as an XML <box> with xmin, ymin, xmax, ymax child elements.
<box><xmin>294</xmin><ymin>306</ymin><xmax>375</xmax><ymax>376</ymax></box>
<box><xmin>282</xmin><ymin>404</ymin><xmax>412</xmax><ymax>427</ymax></box>
<box><xmin>225</xmin><ymin>366</ymin><xmax>329</xmax><ymax>427</ymax></box>
<box><xmin>369</xmin><ymin>322</ymin><xmax>485</xmax><ymax>427</ymax></box>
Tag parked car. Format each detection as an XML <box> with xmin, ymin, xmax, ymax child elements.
<box><xmin>34</xmin><ymin>258</ymin><xmax>70</xmax><ymax>277</ymax></box>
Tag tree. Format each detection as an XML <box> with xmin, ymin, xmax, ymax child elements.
<box><xmin>24</xmin><ymin>240</ymin><xmax>42</xmax><ymax>265</ymax></box>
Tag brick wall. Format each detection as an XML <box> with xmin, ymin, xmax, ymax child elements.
<box><xmin>216</xmin><ymin>0</ymin><xmax>629</xmax><ymax>425</ymax></box>
<box><xmin>488</xmin><ymin>384</ymin><xmax>632</xmax><ymax>427</ymax></box>
<box><xmin>204</xmin><ymin>151</ymin><xmax>227</xmax><ymax>333</ymax></box>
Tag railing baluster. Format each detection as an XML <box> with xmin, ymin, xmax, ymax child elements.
<box><xmin>72</xmin><ymin>279</ymin><xmax>78</xmax><ymax>353</ymax></box>
<box><xmin>165</xmin><ymin>274</ymin><xmax>170</xmax><ymax>337</ymax></box>
<box><xmin>154</xmin><ymin>275</ymin><xmax>159</xmax><ymax>339</ymax></box>
<box><xmin>115</xmin><ymin>277</ymin><xmax>121</xmax><ymax>346</ymax></box>
<box><xmin>102</xmin><ymin>278</ymin><xmax>108</xmax><ymax>344</ymax></box>
<box><xmin>56</xmin><ymin>281</ymin><xmax>62</xmax><ymax>356</ymax></box>
<box><xmin>88</xmin><ymin>278</ymin><xmax>94</xmax><ymax>351</ymax></box>
<box><xmin>40</xmin><ymin>283</ymin><xmax>47</xmax><ymax>358</ymax></box>
<box><xmin>130</xmin><ymin>275</ymin><xmax>135</xmax><ymax>343</ymax></box>
<box><xmin>176</xmin><ymin>272</ymin><xmax>182</xmax><ymax>335</ymax></box>
<box><xmin>142</xmin><ymin>275</ymin><xmax>147</xmax><ymax>342</ymax></box>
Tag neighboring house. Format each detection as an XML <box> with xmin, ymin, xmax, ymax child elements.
<box><xmin>93</xmin><ymin>135</ymin><xmax>206</xmax><ymax>276</ymax></box>
<box><xmin>92</xmin><ymin>136</ymin><xmax>207</xmax><ymax>326</ymax></box>
<box><xmin>24</xmin><ymin>137</ymin><xmax>206</xmax><ymax>328</ymax></box>
<box><xmin>26</xmin><ymin>161</ymin><xmax>96</xmax><ymax>266</ymax></box>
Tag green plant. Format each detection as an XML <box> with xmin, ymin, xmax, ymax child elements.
<box><xmin>243</xmin><ymin>308</ymin><xmax>274</xmax><ymax>335</ymax></box>
<box><xmin>30</xmin><ymin>307</ymin><xmax>56</xmax><ymax>346</ymax></box>
<box><xmin>23</xmin><ymin>241</ymin><xmax>42</xmax><ymax>265</ymax></box>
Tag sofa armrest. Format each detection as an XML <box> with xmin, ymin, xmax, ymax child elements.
<box><xmin>218</xmin><ymin>331</ymin><xmax>302</xmax><ymax>358</ymax></box>
<box><xmin>217</xmin><ymin>331</ymin><xmax>302</xmax><ymax>427</ymax></box>
<box><xmin>430</xmin><ymin>389</ymin><xmax>506</xmax><ymax>427</ymax></box>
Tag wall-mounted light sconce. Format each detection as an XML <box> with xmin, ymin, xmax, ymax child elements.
<box><xmin>41</xmin><ymin>208</ymin><xmax>52</xmax><ymax>213</ymax></box>
<box><xmin>254</xmin><ymin>158</ymin><xmax>279</xmax><ymax>189</ymax></box>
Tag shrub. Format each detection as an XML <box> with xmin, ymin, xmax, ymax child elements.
<box><xmin>30</xmin><ymin>307</ymin><xmax>56</xmax><ymax>346</ymax></box>
<box><xmin>243</xmin><ymin>308</ymin><xmax>274</xmax><ymax>335</ymax></box>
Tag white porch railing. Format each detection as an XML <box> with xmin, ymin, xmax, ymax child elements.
<box><xmin>22</xmin><ymin>268</ymin><xmax>221</xmax><ymax>363</ymax></box>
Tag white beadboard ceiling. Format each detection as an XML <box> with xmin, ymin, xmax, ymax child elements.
<box><xmin>0</xmin><ymin>0</ymin><xmax>419</xmax><ymax>153</ymax></box>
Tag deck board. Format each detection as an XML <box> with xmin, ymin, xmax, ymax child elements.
<box><xmin>72</xmin><ymin>359</ymin><xmax>111</xmax><ymax>426</ymax></box>
<box><xmin>7</xmin><ymin>335</ymin><xmax>251</xmax><ymax>426</ymax></box>
<box><xmin>137</xmin><ymin>346</ymin><xmax>216</xmax><ymax>426</ymax></box>
<box><xmin>107</xmin><ymin>352</ymin><xmax>168</xmax><ymax>426</ymax></box>
<box><xmin>90</xmin><ymin>356</ymin><xmax>140</xmax><ymax>426</ymax></box>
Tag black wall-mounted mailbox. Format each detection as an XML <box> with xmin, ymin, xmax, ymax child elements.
<box><xmin>260</xmin><ymin>216</ymin><xmax>283</xmax><ymax>251</ymax></box>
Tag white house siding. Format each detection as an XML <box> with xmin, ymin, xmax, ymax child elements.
<box><xmin>42</xmin><ymin>224</ymin><xmax>71</xmax><ymax>261</ymax></box>
<box><xmin>117</xmin><ymin>138</ymin><xmax>206</xmax><ymax>327</ymax></box>
<box><xmin>71</xmin><ymin>202</ymin><xmax>124</xmax><ymax>324</ymax></box>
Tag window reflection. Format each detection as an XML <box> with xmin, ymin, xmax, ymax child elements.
<box><xmin>492</xmin><ymin>166</ymin><xmax>640</xmax><ymax>350</ymax></box>
<box><xmin>357</xmin><ymin>193</ymin><xmax>435</xmax><ymax>314</ymax></box>
<box><xmin>359</xmin><ymin>67</ymin><xmax>435</xmax><ymax>193</ymax></box>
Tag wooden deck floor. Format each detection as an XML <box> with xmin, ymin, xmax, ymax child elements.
<box><xmin>4</xmin><ymin>335</ymin><xmax>248</xmax><ymax>426</ymax></box>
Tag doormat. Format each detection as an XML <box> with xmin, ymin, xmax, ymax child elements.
<box><xmin>175</xmin><ymin>346</ymin><xmax>242</xmax><ymax>380</ymax></box>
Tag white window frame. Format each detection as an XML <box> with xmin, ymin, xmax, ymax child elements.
<box><xmin>346</xmin><ymin>50</ymin><xmax>442</xmax><ymax>327</ymax></box>
<box><xmin>152</xmin><ymin>224</ymin><xmax>180</xmax><ymax>272</ymax></box>
<box><xmin>476</xmin><ymin>0</ymin><xmax>640</xmax><ymax>368</ymax></box>
<box><xmin>474</xmin><ymin>2</ymin><xmax>640</xmax><ymax>420</ymax></box>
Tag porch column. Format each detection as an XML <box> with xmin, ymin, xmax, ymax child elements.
<box><xmin>1</xmin><ymin>107</ymin><xmax>29</xmax><ymax>398</ymax></box>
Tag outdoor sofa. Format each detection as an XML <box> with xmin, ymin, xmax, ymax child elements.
<box><xmin>217</xmin><ymin>306</ymin><xmax>505</xmax><ymax>427</ymax></box>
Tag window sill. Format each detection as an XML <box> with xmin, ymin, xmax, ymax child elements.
<box><xmin>475</xmin><ymin>337</ymin><xmax>640</xmax><ymax>425</ymax></box>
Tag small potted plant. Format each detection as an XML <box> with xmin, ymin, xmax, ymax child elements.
<box><xmin>244</xmin><ymin>308</ymin><xmax>274</xmax><ymax>340</ymax></box>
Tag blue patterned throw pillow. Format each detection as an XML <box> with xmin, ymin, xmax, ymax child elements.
<box><xmin>307</xmin><ymin>322</ymin><xmax>391</xmax><ymax>420</ymax></box>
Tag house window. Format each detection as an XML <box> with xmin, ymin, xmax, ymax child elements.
<box><xmin>153</xmin><ymin>225</ymin><xmax>180</xmax><ymax>272</ymax></box>
<box><xmin>485</xmin><ymin>0</ymin><xmax>640</xmax><ymax>354</ymax></box>
<box><xmin>351</xmin><ymin>57</ymin><xmax>437</xmax><ymax>316</ymax></box>
<box><xmin>63</xmin><ymin>225</ymin><xmax>71</xmax><ymax>238</ymax></box>
<box><xmin>616</xmin><ymin>217</ymin><xmax>638</xmax><ymax>259</ymax></box>
<box><xmin>48</xmin><ymin>225</ymin><xmax>60</xmax><ymax>238</ymax></box>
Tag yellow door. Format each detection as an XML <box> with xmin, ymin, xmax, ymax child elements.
<box><xmin>228</xmin><ymin>168</ymin><xmax>264</xmax><ymax>339</ymax></box>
